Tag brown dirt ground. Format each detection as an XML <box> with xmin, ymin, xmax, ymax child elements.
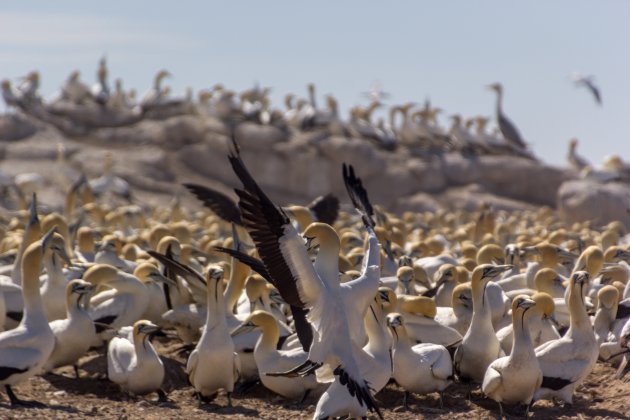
<box><xmin>0</xmin><ymin>335</ymin><xmax>628</xmax><ymax>420</ymax></box>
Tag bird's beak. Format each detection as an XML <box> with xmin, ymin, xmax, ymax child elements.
<box><xmin>518</xmin><ymin>298</ymin><xmax>536</xmax><ymax>311</ymax></box>
<box><xmin>487</xmin><ymin>265</ymin><xmax>513</xmax><ymax>278</ymax></box>
<box><xmin>230</xmin><ymin>321</ymin><xmax>256</xmax><ymax>337</ymax></box>
<box><xmin>557</xmin><ymin>249</ymin><xmax>577</xmax><ymax>260</ymax></box>
<box><xmin>615</xmin><ymin>249</ymin><xmax>630</xmax><ymax>261</ymax></box>
<box><xmin>140</xmin><ymin>323</ymin><xmax>160</xmax><ymax>336</ymax></box>
<box><xmin>56</xmin><ymin>247</ymin><xmax>72</xmax><ymax>266</ymax></box>
<box><xmin>150</xmin><ymin>271</ymin><xmax>177</xmax><ymax>287</ymax></box>
<box><xmin>303</xmin><ymin>235</ymin><xmax>316</xmax><ymax>252</ymax></box>
<box><xmin>521</xmin><ymin>246</ymin><xmax>539</xmax><ymax>258</ymax></box>
<box><xmin>386</xmin><ymin>316</ymin><xmax>402</xmax><ymax>328</ymax></box>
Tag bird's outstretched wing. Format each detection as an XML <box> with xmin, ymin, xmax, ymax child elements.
<box><xmin>147</xmin><ymin>250</ymin><xmax>206</xmax><ymax>287</ymax></box>
<box><xmin>342</xmin><ymin>163</ymin><xmax>375</xmax><ymax>227</ymax></box>
<box><xmin>183</xmin><ymin>183</ymin><xmax>243</xmax><ymax>226</ymax></box>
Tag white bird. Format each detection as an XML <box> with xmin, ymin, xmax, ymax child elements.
<box><xmin>394</xmin><ymin>293</ymin><xmax>462</xmax><ymax>348</ymax></box>
<box><xmin>88</xmin><ymin>153</ymin><xmax>132</xmax><ymax>202</ymax></box>
<box><xmin>94</xmin><ymin>236</ymin><xmax>135</xmax><ymax>273</ymax></box>
<box><xmin>388</xmin><ymin>312</ymin><xmax>452</xmax><ymax>409</ymax></box>
<box><xmin>454</xmin><ymin>264</ymin><xmax>511</xmax><ymax>383</ymax></box>
<box><xmin>593</xmin><ymin>285</ymin><xmax>619</xmax><ymax>348</ymax></box>
<box><xmin>39</xmin><ymin>234</ymin><xmax>73</xmax><ymax>322</ymax></box>
<box><xmin>497</xmin><ymin>292</ymin><xmax>561</xmax><ymax>354</ymax></box>
<box><xmin>231</xmin><ymin>310</ymin><xmax>320</xmax><ymax>401</ymax></box>
<box><xmin>534</xmin><ymin>271</ymin><xmax>598</xmax><ymax>404</ymax></box>
<box><xmin>108</xmin><ymin>320</ymin><xmax>166</xmax><ymax>400</ymax></box>
<box><xmin>227</xmin><ymin>145</ymin><xmax>383</xmax><ymax>418</ymax></box>
<box><xmin>0</xmin><ymin>229</ymin><xmax>57</xmax><ymax>406</ymax></box>
<box><xmin>187</xmin><ymin>265</ymin><xmax>239</xmax><ymax>406</ymax></box>
<box><xmin>44</xmin><ymin>279</ymin><xmax>96</xmax><ymax>376</ymax></box>
<box><xmin>86</xmin><ymin>264</ymin><xmax>175</xmax><ymax>342</ymax></box>
<box><xmin>482</xmin><ymin>296</ymin><xmax>542</xmax><ymax>417</ymax></box>
<box><xmin>434</xmin><ymin>283</ymin><xmax>474</xmax><ymax>335</ymax></box>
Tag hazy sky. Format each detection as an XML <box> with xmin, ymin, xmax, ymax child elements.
<box><xmin>2</xmin><ymin>1</ymin><xmax>628</xmax><ymax>165</ymax></box>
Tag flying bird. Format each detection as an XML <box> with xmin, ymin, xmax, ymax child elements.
<box><xmin>572</xmin><ymin>73</ymin><xmax>602</xmax><ymax>105</ymax></box>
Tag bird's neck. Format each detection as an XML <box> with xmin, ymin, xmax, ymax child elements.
<box><xmin>12</xmin><ymin>223</ymin><xmax>41</xmax><ymax>285</ymax></box>
<box><xmin>66</xmin><ymin>294</ymin><xmax>84</xmax><ymax>320</ymax></box>
<box><xmin>224</xmin><ymin>260</ymin><xmax>248</xmax><ymax>312</ymax></box>
<box><xmin>43</xmin><ymin>253</ymin><xmax>66</xmax><ymax>286</ymax></box>
<box><xmin>364</xmin><ymin>303</ymin><xmax>390</xmax><ymax>354</ymax></box>
<box><xmin>593</xmin><ymin>307</ymin><xmax>615</xmax><ymax>338</ymax></box>
<box><xmin>206</xmin><ymin>280</ymin><xmax>226</xmax><ymax>327</ymax></box>
<box><xmin>471</xmin><ymin>282</ymin><xmax>492</xmax><ymax>326</ymax></box>
<box><xmin>392</xmin><ymin>325</ymin><xmax>412</xmax><ymax>351</ymax></box>
<box><xmin>314</xmin><ymin>244</ymin><xmax>340</xmax><ymax>286</ymax></box>
<box><xmin>21</xmin><ymin>247</ymin><xmax>48</xmax><ymax>328</ymax></box>
<box><xmin>257</xmin><ymin>322</ymin><xmax>280</xmax><ymax>351</ymax></box>
<box><xmin>511</xmin><ymin>310</ymin><xmax>534</xmax><ymax>358</ymax></box>
<box><xmin>495</xmin><ymin>90</ymin><xmax>503</xmax><ymax>114</ymax></box>
<box><xmin>567</xmin><ymin>284</ymin><xmax>590</xmax><ymax>333</ymax></box>
<box><xmin>135</xmin><ymin>335</ymin><xmax>157</xmax><ymax>359</ymax></box>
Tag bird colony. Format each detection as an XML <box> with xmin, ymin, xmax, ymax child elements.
<box><xmin>0</xmin><ymin>63</ymin><xmax>628</xmax><ymax>419</ymax></box>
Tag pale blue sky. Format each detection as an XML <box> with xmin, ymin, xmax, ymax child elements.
<box><xmin>2</xmin><ymin>1</ymin><xmax>628</xmax><ymax>165</ymax></box>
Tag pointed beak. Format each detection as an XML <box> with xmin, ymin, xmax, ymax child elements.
<box><xmin>151</xmin><ymin>271</ymin><xmax>177</xmax><ymax>287</ymax></box>
<box><xmin>140</xmin><ymin>323</ymin><xmax>160</xmax><ymax>336</ymax></box>
<box><xmin>487</xmin><ymin>265</ymin><xmax>513</xmax><ymax>278</ymax></box>
<box><xmin>378</xmin><ymin>289</ymin><xmax>390</xmax><ymax>303</ymax></box>
<box><xmin>303</xmin><ymin>236</ymin><xmax>316</xmax><ymax>252</ymax></box>
<box><xmin>615</xmin><ymin>249</ymin><xmax>630</xmax><ymax>261</ymax></box>
<box><xmin>57</xmin><ymin>247</ymin><xmax>72</xmax><ymax>266</ymax></box>
<box><xmin>557</xmin><ymin>249</ymin><xmax>577</xmax><ymax>260</ymax></box>
<box><xmin>518</xmin><ymin>298</ymin><xmax>536</xmax><ymax>311</ymax></box>
<box><xmin>230</xmin><ymin>321</ymin><xmax>256</xmax><ymax>337</ymax></box>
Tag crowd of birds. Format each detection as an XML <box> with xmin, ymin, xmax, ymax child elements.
<box><xmin>0</xmin><ymin>57</ymin><xmax>563</xmax><ymax>161</ymax></box>
<box><xmin>0</xmin><ymin>131</ymin><xmax>628</xmax><ymax>419</ymax></box>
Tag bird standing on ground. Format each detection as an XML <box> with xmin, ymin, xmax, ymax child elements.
<box><xmin>534</xmin><ymin>271</ymin><xmax>598</xmax><ymax>404</ymax></box>
<box><xmin>108</xmin><ymin>320</ymin><xmax>166</xmax><ymax>400</ymax></box>
<box><xmin>482</xmin><ymin>296</ymin><xmax>542</xmax><ymax>417</ymax></box>
<box><xmin>487</xmin><ymin>82</ymin><xmax>528</xmax><ymax>150</ymax></box>
<box><xmin>0</xmin><ymin>228</ymin><xmax>58</xmax><ymax>406</ymax></box>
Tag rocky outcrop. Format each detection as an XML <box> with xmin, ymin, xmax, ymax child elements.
<box><xmin>557</xmin><ymin>180</ymin><xmax>630</xmax><ymax>226</ymax></box>
<box><xmin>0</xmin><ymin>113</ymin><xmax>596</xmax><ymax>222</ymax></box>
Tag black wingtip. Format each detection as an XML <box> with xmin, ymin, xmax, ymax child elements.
<box><xmin>333</xmin><ymin>365</ymin><xmax>382</xmax><ymax>418</ymax></box>
<box><xmin>229</xmin><ymin>131</ymin><xmax>241</xmax><ymax>156</ymax></box>
<box><xmin>342</xmin><ymin>163</ymin><xmax>375</xmax><ymax>228</ymax></box>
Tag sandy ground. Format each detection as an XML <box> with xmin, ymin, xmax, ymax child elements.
<box><xmin>0</xmin><ymin>336</ymin><xmax>628</xmax><ymax>420</ymax></box>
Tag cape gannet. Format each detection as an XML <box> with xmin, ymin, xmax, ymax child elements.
<box><xmin>482</xmin><ymin>296</ymin><xmax>542</xmax><ymax>417</ymax></box>
<box><xmin>396</xmin><ymin>294</ymin><xmax>462</xmax><ymax>348</ymax></box>
<box><xmin>108</xmin><ymin>320</ymin><xmax>166</xmax><ymax>400</ymax></box>
<box><xmin>187</xmin><ymin>265</ymin><xmax>239</xmax><ymax>406</ymax></box>
<box><xmin>534</xmin><ymin>271</ymin><xmax>598</xmax><ymax>404</ymax></box>
<box><xmin>226</xmin><ymin>138</ymin><xmax>382</xmax><ymax>418</ymax></box>
<box><xmin>487</xmin><ymin>82</ymin><xmax>528</xmax><ymax>151</ymax></box>
<box><xmin>39</xmin><ymin>232</ymin><xmax>72</xmax><ymax>321</ymax></box>
<box><xmin>428</xmin><ymin>263</ymin><xmax>458</xmax><ymax>306</ymax></box>
<box><xmin>0</xmin><ymin>229</ymin><xmax>57</xmax><ymax>406</ymax></box>
<box><xmin>497</xmin><ymin>292</ymin><xmax>560</xmax><ymax>354</ymax></box>
<box><xmin>454</xmin><ymin>264</ymin><xmax>511</xmax><ymax>383</ymax></box>
<box><xmin>388</xmin><ymin>312</ymin><xmax>452</xmax><ymax>408</ymax></box>
<box><xmin>44</xmin><ymin>279</ymin><xmax>96</xmax><ymax>376</ymax></box>
<box><xmin>434</xmin><ymin>283</ymin><xmax>473</xmax><ymax>335</ymax></box>
<box><xmin>86</xmin><ymin>264</ymin><xmax>175</xmax><ymax>341</ymax></box>
<box><xmin>231</xmin><ymin>310</ymin><xmax>320</xmax><ymax>401</ymax></box>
